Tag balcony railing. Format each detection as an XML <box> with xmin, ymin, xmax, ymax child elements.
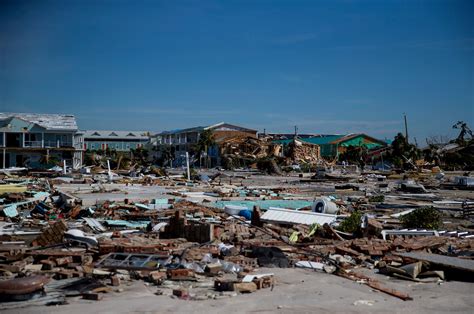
<box><xmin>44</xmin><ymin>140</ymin><xmax>73</xmax><ymax>148</ymax></box>
<box><xmin>24</xmin><ymin>141</ymin><xmax>43</xmax><ymax>148</ymax></box>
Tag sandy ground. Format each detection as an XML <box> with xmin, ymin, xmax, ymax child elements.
<box><xmin>4</xmin><ymin>268</ymin><xmax>473</xmax><ymax>314</ymax></box>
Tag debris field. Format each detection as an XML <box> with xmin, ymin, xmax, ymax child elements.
<box><xmin>0</xmin><ymin>166</ymin><xmax>473</xmax><ymax>311</ymax></box>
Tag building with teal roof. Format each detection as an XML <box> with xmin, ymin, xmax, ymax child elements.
<box><xmin>273</xmin><ymin>133</ymin><xmax>387</xmax><ymax>158</ymax></box>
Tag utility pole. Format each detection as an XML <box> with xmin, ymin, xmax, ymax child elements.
<box><xmin>404</xmin><ymin>113</ymin><xmax>409</xmax><ymax>143</ymax></box>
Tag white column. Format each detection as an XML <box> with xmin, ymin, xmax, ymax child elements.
<box><xmin>22</xmin><ymin>133</ymin><xmax>25</xmax><ymax>147</ymax></box>
<box><xmin>41</xmin><ymin>132</ymin><xmax>44</xmax><ymax>148</ymax></box>
<box><xmin>186</xmin><ymin>152</ymin><xmax>190</xmax><ymax>181</ymax></box>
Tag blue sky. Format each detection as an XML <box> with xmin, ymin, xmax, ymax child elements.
<box><xmin>0</xmin><ymin>0</ymin><xmax>472</xmax><ymax>144</ymax></box>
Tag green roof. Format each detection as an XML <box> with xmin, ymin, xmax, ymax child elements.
<box><xmin>302</xmin><ymin>135</ymin><xmax>344</xmax><ymax>145</ymax></box>
<box><xmin>272</xmin><ymin>135</ymin><xmax>344</xmax><ymax>146</ymax></box>
<box><xmin>272</xmin><ymin>134</ymin><xmax>386</xmax><ymax>156</ymax></box>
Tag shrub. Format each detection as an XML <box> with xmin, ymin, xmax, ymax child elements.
<box><xmin>401</xmin><ymin>206</ymin><xmax>441</xmax><ymax>229</ymax></box>
<box><xmin>368</xmin><ymin>195</ymin><xmax>385</xmax><ymax>203</ymax></box>
<box><xmin>338</xmin><ymin>211</ymin><xmax>363</xmax><ymax>233</ymax></box>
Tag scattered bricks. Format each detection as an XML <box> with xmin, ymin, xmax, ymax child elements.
<box><xmin>224</xmin><ymin>256</ymin><xmax>258</xmax><ymax>268</ymax></box>
<box><xmin>323</xmin><ymin>223</ymin><xmax>344</xmax><ymax>241</ymax></box>
<box><xmin>55</xmin><ymin>256</ymin><xmax>73</xmax><ymax>266</ymax></box>
<box><xmin>54</xmin><ymin>270</ymin><xmax>73</xmax><ymax>280</ymax></box>
<box><xmin>32</xmin><ymin>220</ymin><xmax>68</xmax><ymax>247</ymax></box>
<box><xmin>185</xmin><ymin>247</ymin><xmax>218</xmax><ymax>260</ymax></box>
<box><xmin>41</xmin><ymin>259</ymin><xmax>56</xmax><ymax>271</ymax></box>
<box><xmin>205</xmin><ymin>263</ymin><xmax>222</xmax><ymax>274</ymax></box>
<box><xmin>214</xmin><ymin>279</ymin><xmax>238</xmax><ymax>292</ymax></box>
<box><xmin>82</xmin><ymin>293</ymin><xmax>103</xmax><ymax>301</ymax></box>
<box><xmin>167</xmin><ymin>268</ymin><xmax>195</xmax><ymax>281</ymax></box>
<box><xmin>184</xmin><ymin>223</ymin><xmax>214</xmax><ymax>243</ymax></box>
<box><xmin>149</xmin><ymin>271</ymin><xmax>167</xmax><ymax>285</ymax></box>
<box><xmin>172</xmin><ymin>288</ymin><xmax>189</xmax><ymax>298</ymax></box>
<box><xmin>99</xmin><ymin>244</ymin><xmax>116</xmax><ymax>255</ymax></box>
<box><xmin>134</xmin><ymin>270</ymin><xmax>150</xmax><ymax>280</ymax></box>
<box><xmin>0</xmin><ymin>261</ymin><xmax>27</xmax><ymax>273</ymax></box>
<box><xmin>382</xmin><ymin>254</ymin><xmax>404</xmax><ymax>264</ymax></box>
<box><xmin>364</xmin><ymin>218</ymin><xmax>383</xmax><ymax>237</ymax></box>
<box><xmin>54</xmin><ymin>269</ymin><xmax>84</xmax><ymax>280</ymax></box>
<box><xmin>67</xmin><ymin>263</ymin><xmax>81</xmax><ymax>268</ymax></box>
<box><xmin>367</xmin><ymin>250</ymin><xmax>384</xmax><ymax>256</ymax></box>
<box><xmin>233</xmin><ymin>282</ymin><xmax>257</xmax><ymax>293</ymax></box>
<box><xmin>110</xmin><ymin>275</ymin><xmax>121</xmax><ymax>286</ymax></box>
<box><xmin>335</xmin><ymin>246</ymin><xmax>361</xmax><ymax>256</ymax></box>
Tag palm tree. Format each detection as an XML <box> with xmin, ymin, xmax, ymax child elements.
<box><xmin>161</xmin><ymin>145</ymin><xmax>175</xmax><ymax>167</ymax></box>
<box><xmin>453</xmin><ymin>121</ymin><xmax>473</xmax><ymax>144</ymax></box>
<box><xmin>195</xmin><ymin>129</ymin><xmax>215</xmax><ymax>168</ymax></box>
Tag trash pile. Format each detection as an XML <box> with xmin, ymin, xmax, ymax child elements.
<box><xmin>219</xmin><ymin>136</ymin><xmax>282</xmax><ymax>170</ymax></box>
<box><xmin>0</xmin><ymin>168</ymin><xmax>473</xmax><ymax>309</ymax></box>
<box><xmin>218</xmin><ymin>136</ymin><xmax>325</xmax><ymax>172</ymax></box>
<box><xmin>286</xmin><ymin>139</ymin><xmax>322</xmax><ymax>165</ymax></box>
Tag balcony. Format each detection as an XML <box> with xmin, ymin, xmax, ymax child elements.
<box><xmin>44</xmin><ymin>140</ymin><xmax>73</xmax><ymax>148</ymax></box>
<box><xmin>24</xmin><ymin>141</ymin><xmax>43</xmax><ymax>148</ymax></box>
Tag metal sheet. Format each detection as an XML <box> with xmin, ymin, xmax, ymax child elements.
<box><xmin>96</xmin><ymin>253</ymin><xmax>169</xmax><ymax>270</ymax></box>
<box><xmin>261</xmin><ymin>208</ymin><xmax>336</xmax><ymax>226</ymax></box>
<box><xmin>395</xmin><ymin>252</ymin><xmax>474</xmax><ymax>273</ymax></box>
<box><xmin>381</xmin><ymin>230</ymin><xmax>439</xmax><ymax>240</ymax></box>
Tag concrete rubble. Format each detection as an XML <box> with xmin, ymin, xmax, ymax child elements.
<box><xmin>0</xmin><ymin>165</ymin><xmax>473</xmax><ymax>310</ymax></box>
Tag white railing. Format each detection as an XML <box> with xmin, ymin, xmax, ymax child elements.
<box><xmin>24</xmin><ymin>141</ymin><xmax>43</xmax><ymax>148</ymax></box>
<box><xmin>44</xmin><ymin>140</ymin><xmax>73</xmax><ymax>148</ymax></box>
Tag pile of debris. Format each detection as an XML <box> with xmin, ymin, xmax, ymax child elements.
<box><xmin>219</xmin><ymin>136</ymin><xmax>282</xmax><ymax>169</ymax></box>
<box><xmin>0</xmin><ymin>168</ymin><xmax>473</xmax><ymax>310</ymax></box>
<box><xmin>219</xmin><ymin>136</ymin><xmax>323</xmax><ymax>172</ymax></box>
<box><xmin>286</xmin><ymin>139</ymin><xmax>321</xmax><ymax>165</ymax></box>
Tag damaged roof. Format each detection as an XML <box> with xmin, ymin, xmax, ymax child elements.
<box><xmin>156</xmin><ymin>122</ymin><xmax>257</xmax><ymax>136</ymax></box>
<box><xmin>0</xmin><ymin>112</ymin><xmax>78</xmax><ymax>131</ymax></box>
